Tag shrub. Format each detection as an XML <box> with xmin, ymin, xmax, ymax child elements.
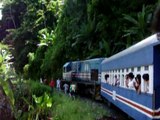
<box><xmin>51</xmin><ymin>93</ymin><xmax>108</xmax><ymax>120</ymax></box>
<box><xmin>28</xmin><ymin>80</ymin><xmax>50</xmax><ymax>96</ymax></box>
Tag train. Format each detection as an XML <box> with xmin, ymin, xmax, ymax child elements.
<box><xmin>62</xmin><ymin>33</ymin><xmax>160</xmax><ymax>120</ymax></box>
<box><xmin>63</xmin><ymin>58</ymin><xmax>104</xmax><ymax>98</ymax></box>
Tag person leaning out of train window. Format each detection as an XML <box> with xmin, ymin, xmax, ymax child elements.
<box><xmin>125</xmin><ymin>74</ymin><xmax>129</xmax><ymax>87</ymax></box>
<box><xmin>143</xmin><ymin>73</ymin><xmax>149</xmax><ymax>93</ymax></box>
<box><xmin>105</xmin><ymin>74</ymin><xmax>109</xmax><ymax>83</ymax></box>
<box><xmin>115</xmin><ymin>75</ymin><xmax>120</xmax><ymax>86</ymax></box>
<box><xmin>133</xmin><ymin>74</ymin><xmax>141</xmax><ymax>94</ymax></box>
<box><xmin>128</xmin><ymin>72</ymin><xmax>135</xmax><ymax>89</ymax></box>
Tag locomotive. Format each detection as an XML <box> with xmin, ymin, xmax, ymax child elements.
<box><xmin>63</xmin><ymin>33</ymin><xmax>160</xmax><ymax>120</ymax></box>
<box><xmin>63</xmin><ymin>58</ymin><xmax>104</xmax><ymax>99</ymax></box>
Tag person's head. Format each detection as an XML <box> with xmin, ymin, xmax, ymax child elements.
<box><xmin>105</xmin><ymin>74</ymin><xmax>109</xmax><ymax>81</ymax></box>
<box><xmin>143</xmin><ymin>74</ymin><xmax>149</xmax><ymax>82</ymax></box>
<box><xmin>115</xmin><ymin>75</ymin><xmax>117</xmax><ymax>78</ymax></box>
<box><xmin>128</xmin><ymin>72</ymin><xmax>134</xmax><ymax>79</ymax></box>
<box><xmin>135</xmin><ymin>74</ymin><xmax>141</xmax><ymax>84</ymax></box>
<box><xmin>125</xmin><ymin>74</ymin><xmax>129</xmax><ymax>80</ymax></box>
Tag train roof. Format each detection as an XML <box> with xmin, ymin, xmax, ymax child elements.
<box><xmin>101</xmin><ymin>33</ymin><xmax>160</xmax><ymax>70</ymax></box>
<box><xmin>63</xmin><ymin>62</ymin><xmax>71</xmax><ymax>67</ymax></box>
<box><xmin>63</xmin><ymin>57</ymin><xmax>105</xmax><ymax>67</ymax></box>
<box><xmin>80</xmin><ymin>58</ymin><xmax>105</xmax><ymax>63</ymax></box>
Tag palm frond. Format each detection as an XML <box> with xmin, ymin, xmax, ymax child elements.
<box><xmin>123</xmin><ymin>14</ymin><xmax>138</xmax><ymax>25</ymax></box>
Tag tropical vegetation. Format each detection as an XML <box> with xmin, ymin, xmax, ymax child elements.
<box><xmin>0</xmin><ymin>0</ymin><xmax>160</xmax><ymax>119</ymax></box>
<box><xmin>0</xmin><ymin>0</ymin><xmax>159</xmax><ymax>80</ymax></box>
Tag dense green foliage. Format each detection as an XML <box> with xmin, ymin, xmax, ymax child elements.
<box><xmin>0</xmin><ymin>50</ymin><xmax>108</xmax><ymax>119</ymax></box>
<box><xmin>1</xmin><ymin>0</ymin><xmax>159</xmax><ymax>79</ymax></box>
<box><xmin>0</xmin><ymin>43</ymin><xmax>16</xmax><ymax>118</ymax></box>
<box><xmin>0</xmin><ymin>1</ymin><xmax>160</xmax><ymax>119</ymax></box>
<box><xmin>13</xmin><ymin>80</ymin><xmax>107</xmax><ymax>120</ymax></box>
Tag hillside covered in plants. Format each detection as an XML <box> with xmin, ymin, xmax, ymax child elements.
<box><xmin>0</xmin><ymin>0</ymin><xmax>159</xmax><ymax>80</ymax></box>
<box><xmin>1</xmin><ymin>0</ymin><xmax>160</xmax><ymax>119</ymax></box>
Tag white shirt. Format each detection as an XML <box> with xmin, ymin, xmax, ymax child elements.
<box><xmin>63</xmin><ymin>84</ymin><xmax>69</xmax><ymax>90</ymax></box>
<box><xmin>144</xmin><ymin>81</ymin><xmax>149</xmax><ymax>93</ymax></box>
<box><xmin>128</xmin><ymin>79</ymin><xmax>135</xmax><ymax>89</ymax></box>
<box><xmin>56</xmin><ymin>79</ymin><xmax>61</xmax><ymax>88</ymax></box>
<box><xmin>70</xmin><ymin>84</ymin><xmax>76</xmax><ymax>92</ymax></box>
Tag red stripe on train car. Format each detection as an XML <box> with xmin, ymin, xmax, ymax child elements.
<box><xmin>101</xmin><ymin>87</ymin><xmax>160</xmax><ymax>118</ymax></box>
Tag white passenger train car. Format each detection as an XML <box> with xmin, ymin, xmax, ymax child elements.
<box><xmin>101</xmin><ymin>33</ymin><xmax>160</xmax><ymax>120</ymax></box>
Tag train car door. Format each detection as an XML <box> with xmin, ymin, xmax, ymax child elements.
<box><xmin>91</xmin><ymin>69</ymin><xmax>101</xmax><ymax>99</ymax></box>
<box><xmin>91</xmin><ymin>69</ymin><xmax>98</xmax><ymax>81</ymax></box>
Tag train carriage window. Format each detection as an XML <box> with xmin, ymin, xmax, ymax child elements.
<box><xmin>84</xmin><ymin>63</ymin><xmax>89</xmax><ymax>72</ymax></box>
<box><xmin>114</xmin><ymin>75</ymin><xmax>120</xmax><ymax>86</ymax></box>
<box><xmin>121</xmin><ymin>74</ymin><xmax>124</xmax><ymax>86</ymax></box>
<box><xmin>142</xmin><ymin>73</ymin><xmax>149</xmax><ymax>93</ymax></box>
<box><xmin>141</xmin><ymin>65</ymin><xmax>153</xmax><ymax>94</ymax></box>
<box><xmin>118</xmin><ymin>74</ymin><xmax>120</xmax><ymax>86</ymax></box>
<box><xmin>104</xmin><ymin>73</ymin><xmax>109</xmax><ymax>83</ymax></box>
<box><xmin>111</xmin><ymin>71</ymin><xmax>114</xmax><ymax>84</ymax></box>
<box><xmin>77</xmin><ymin>62</ymin><xmax>81</xmax><ymax>71</ymax></box>
<box><xmin>111</xmin><ymin>73</ymin><xmax>114</xmax><ymax>85</ymax></box>
<box><xmin>126</xmin><ymin>68</ymin><xmax>129</xmax><ymax>72</ymax></box>
<box><xmin>109</xmin><ymin>71</ymin><xmax>111</xmax><ymax>84</ymax></box>
<box><xmin>103</xmin><ymin>66</ymin><xmax>153</xmax><ymax>93</ymax></box>
<box><xmin>144</xmin><ymin>66</ymin><xmax>149</xmax><ymax>71</ymax></box>
<box><xmin>131</xmin><ymin>67</ymin><xmax>134</xmax><ymax>72</ymax></box>
<box><xmin>137</xmin><ymin>67</ymin><xmax>141</xmax><ymax>72</ymax></box>
<box><xmin>72</xmin><ymin>63</ymin><xmax>77</xmax><ymax>72</ymax></box>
